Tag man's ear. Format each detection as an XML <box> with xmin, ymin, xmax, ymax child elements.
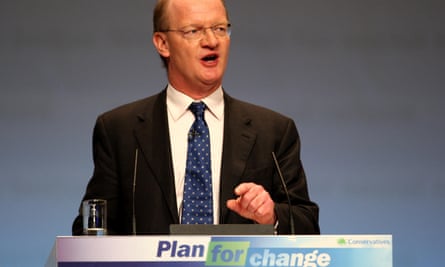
<box><xmin>153</xmin><ymin>32</ymin><xmax>170</xmax><ymax>58</ymax></box>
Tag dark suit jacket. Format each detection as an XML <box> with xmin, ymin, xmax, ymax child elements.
<box><xmin>72</xmin><ymin>90</ymin><xmax>319</xmax><ymax>235</ymax></box>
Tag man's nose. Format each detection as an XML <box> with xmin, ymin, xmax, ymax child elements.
<box><xmin>200</xmin><ymin>28</ymin><xmax>219</xmax><ymax>47</ymax></box>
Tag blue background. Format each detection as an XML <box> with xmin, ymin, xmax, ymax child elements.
<box><xmin>1</xmin><ymin>0</ymin><xmax>443</xmax><ymax>266</ymax></box>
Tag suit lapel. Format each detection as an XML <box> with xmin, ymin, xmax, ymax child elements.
<box><xmin>133</xmin><ymin>91</ymin><xmax>179</xmax><ymax>222</ymax></box>
<box><xmin>219</xmin><ymin>94</ymin><xmax>257</xmax><ymax>223</ymax></box>
<box><xmin>130</xmin><ymin>91</ymin><xmax>257</xmax><ymax>224</ymax></box>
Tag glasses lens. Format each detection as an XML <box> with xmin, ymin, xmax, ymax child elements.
<box><xmin>213</xmin><ymin>24</ymin><xmax>231</xmax><ymax>38</ymax></box>
<box><xmin>171</xmin><ymin>24</ymin><xmax>231</xmax><ymax>40</ymax></box>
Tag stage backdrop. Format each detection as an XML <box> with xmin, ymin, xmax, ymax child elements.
<box><xmin>1</xmin><ymin>0</ymin><xmax>443</xmax><ymax>266</ymax></box>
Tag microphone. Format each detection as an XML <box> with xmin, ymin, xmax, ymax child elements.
<box><xmin>132</xmin><ymin>148</ymin><xmax>139</xmax><ymax>235</ymax></box>
<box><xmin>271</xmin><ymin>152</ymin><xmax>296</xmax><ymax>235</ymax></box>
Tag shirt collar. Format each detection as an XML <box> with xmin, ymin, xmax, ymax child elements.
<box><xmin>166</xmin><ymin>84</ymin><xmax>224</xmax><ymax>121</ymax></box>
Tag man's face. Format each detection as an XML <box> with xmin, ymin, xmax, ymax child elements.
<box><xmin>154</xmin><ymin>0</ymin><xmax>230</xmax><ymax>97</ymax></box>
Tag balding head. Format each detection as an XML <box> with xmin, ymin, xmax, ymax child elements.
<box><xmin>153</xmin><ymin>0</ymin><xmax>228</xmax><ymax>33</ymax></box>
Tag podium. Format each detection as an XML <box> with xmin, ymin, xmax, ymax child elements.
<box><xmin>46</xmin><ymin>235</ymin><xmax>392</xmax><ymax>267</ymax></box>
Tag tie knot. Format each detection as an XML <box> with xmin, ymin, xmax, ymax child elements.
<box><xmin>189</xmin><ymin>102</ymin><xmax>206</xmax><ymax>119</ymax></box>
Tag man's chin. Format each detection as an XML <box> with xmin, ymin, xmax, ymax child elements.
<box><xmin>200</xmin><ymin>69</ymin><xmax>224</xmax><ymax>82</ymax></box>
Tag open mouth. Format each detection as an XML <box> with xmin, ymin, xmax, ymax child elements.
<box><xmin>202</xmin><ymin>54</ymin><xmax>218</xmax><ymax>62</ymax></box>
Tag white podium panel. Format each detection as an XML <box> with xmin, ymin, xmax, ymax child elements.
<box><xmin>46</xmin><ymin>235</ymin><xmax>392</xmax><ymax>267</ymax></box>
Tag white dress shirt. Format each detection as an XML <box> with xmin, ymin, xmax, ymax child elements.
<box><xmin>166</xmin><ymin>84</ymin><xmax>224</xmax><ymax>223</ymax></box>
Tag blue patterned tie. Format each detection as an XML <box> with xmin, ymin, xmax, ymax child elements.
<box><xmin>181</xmin><ymin>102</ymin><xmax>214</xmax><ymax>224</ymax></box>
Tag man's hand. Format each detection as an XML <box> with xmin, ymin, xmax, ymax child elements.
<box><xmin>226</xmin><ymin>182</ymin><xmax>276</xmax><ymax>224</ymax></box>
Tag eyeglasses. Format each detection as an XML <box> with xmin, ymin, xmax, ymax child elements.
<box><xmin>160</xmin><ymin>23</ymin><xmax>231</xmax><ymax>40</ymax></box>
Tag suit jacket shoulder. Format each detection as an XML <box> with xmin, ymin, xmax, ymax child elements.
<box><xmin>225</xmin><ymin>94</ymin><xmax>293</xmax><ymax>122</ymax></box>
<box><xmin>98</xmin><ymin>91</ymin><xmax>165</xmax><ymax>125</ymax></box>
